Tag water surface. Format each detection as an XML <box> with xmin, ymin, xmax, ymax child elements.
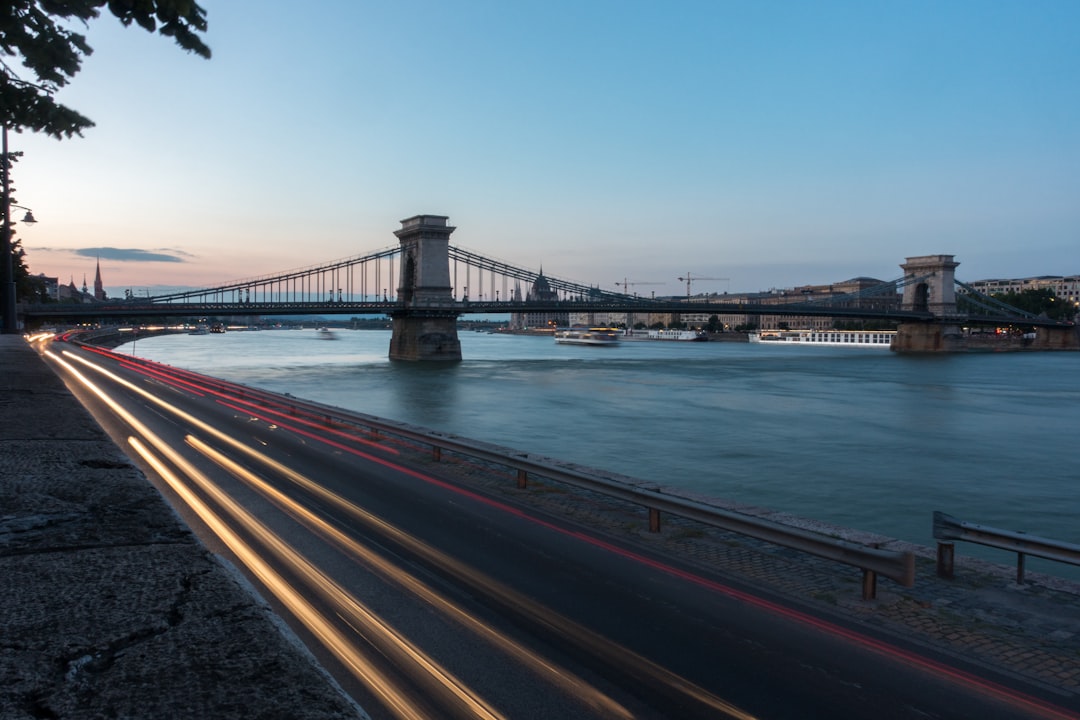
<box><xmin>122</xmin><ymin>328</ymin><xmax>1080</xmax><ymax>570</ymax></box>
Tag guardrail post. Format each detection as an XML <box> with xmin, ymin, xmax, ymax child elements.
<box><xmin>649</xmin><ymin>508</ymin><xmax>661</xmax><ymax>533</ymax></box>
<box><xmin>936</xmin><ymin>542</ymin><xmax>954</xmax><ymax>579</ymax></box>
<box><xmin>936</xmin><ymin>510</ymin><xmax>1080</xmax><ymax>583</ymax></box>
<box><xmin>861</xmin><ymin>569</ymin><xmax>877</xmax><ymax>601</ymax></box>
<box><xmin>432</xmin><ymin>446</ymin><xmax>441</xmax><ymax>462</ymax></box>
<box><xmin>517</xmin><ymin>469</ymin><xmax>527</xmax><ymax>489</ymax></box>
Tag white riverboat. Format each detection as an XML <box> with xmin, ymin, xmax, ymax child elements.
<box><xmin>554</xmin><ymin>327</ymin><xmax>622</xmax><ymax>346</ymax></box>
<box><xmin>749</xmin><ymin>329</ymin><xmax>897</xmax><ymax>348</ymax></box>
<box><xmin>641</xmin><ymin>329</ymin><xmax>708</xmax><ymax>342</ymax></box>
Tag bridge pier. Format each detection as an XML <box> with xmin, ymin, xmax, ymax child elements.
<box><xmin>388</xmin><ymin>215</ymin><xmax>462</xmax><ymax>362</ymax></box>
<box><xmin>890</xmin><ymin>254</ymin><xmax>1079</xmax><ymax>353</ymax></box>
<box><xmin>892</xmin><ymin>323</ymin><xmax>964</xmax><ymax>352</ymax></box>
<box><xmin>1032</xmin><ymin>326</ymin><xmax>1080</xmax><ymax>350</ymax></box>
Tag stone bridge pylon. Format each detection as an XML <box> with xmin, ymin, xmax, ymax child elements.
<box><xmin>891</xmin><ymin>254</ymin><xmax>1078</xmax><ymax>352</ymax></box>
<box><xmin>899</xmin><ymin>254</ymin><xmax>959</xmax><ymax>316</ymax></box>
<box><xmin>893</xmin><ymin>254</ymin><xmax>964</xmax><ymax>352</ymax></box>
<box><xmin>388</xmin><ymin>215</ymin><xmax>462</xmax><ymax>361</ymax></box>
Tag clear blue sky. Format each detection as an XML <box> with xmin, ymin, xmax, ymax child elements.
<box><xmin>13</xmin><ymin>0</ymin><xmax>1080</xmax><ymax>297</ymax></box>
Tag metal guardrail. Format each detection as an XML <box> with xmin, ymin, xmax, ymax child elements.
<box><xmin>201</xmin><ymin>370</ymin><xmax>913</xmax><ymax>599</ymax></box>
<box><xmin>933</xmin><ymin>511</ymin><xmax>1080</xmax><ymax>584</ymax></box>
<box><xmin>75</xmin><ymin>339</ymin><xmax>915</xmax><ymax>600</ymax></box>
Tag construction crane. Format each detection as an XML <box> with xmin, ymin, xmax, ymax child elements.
<box><xmin>613</xmin><ymin>279</ymin><xmax>664</xmax><ymax>332</ymax></box>
<box><xmin>615</xmin><ymin>278</ymin><xmax>664</xmax><ymax>297</ymax></box>
<box><xmin>677</xmin><ymin>272</ymin><xmax>729</xmax><ymax>298</ymax></box>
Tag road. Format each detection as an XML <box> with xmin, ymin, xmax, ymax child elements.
<box><xmin>38</xmin><ymin>339</ymin><xmax>1079</xmax><ymax>720</ymax></box>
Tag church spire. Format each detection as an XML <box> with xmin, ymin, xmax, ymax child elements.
<box><xmin>93</xmin><ymin>257</ymin><xmax>105</xmax><ymax>300</ymax></box>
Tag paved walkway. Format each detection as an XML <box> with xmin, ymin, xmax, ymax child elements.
<box><xmin>4</xmin><ymin>334</ymin><xmax>1079</xmax><ymax>718</ymax></box>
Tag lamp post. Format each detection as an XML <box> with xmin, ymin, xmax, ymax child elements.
<box><xmin>1</xmin><ymin>125</ymin><xmax>37</xmax><ymax>334</ymax></box>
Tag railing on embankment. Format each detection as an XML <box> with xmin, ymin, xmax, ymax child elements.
<box><xmin>933</xmin><ymin>511</ymin><xmax>1080</xmax><ymax>585</ymax></box>
<box><xmin>81</xmin><ymin>341</ymin><xmax>915</xmax><ymax>601</ymax></box>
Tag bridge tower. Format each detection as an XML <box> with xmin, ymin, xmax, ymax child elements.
<box><xmin>899</xmin><ymin>254</ymin><xmax>959</xmax><ymax>316</ymax></box>
<box><xmin>388</xmin><ymin>214</ymin><xmax>462</xmax><ymax>361</ymax></box>
<box><xmin>893</xmin><ymin>254</ymin><xmax>963</xmax><ymax>352</ymax></box>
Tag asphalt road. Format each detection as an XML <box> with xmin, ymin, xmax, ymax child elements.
<box><xmin>40</xmin><ymin>339</ymin><xmax>1077</xmax><ymax>720</ymax></box>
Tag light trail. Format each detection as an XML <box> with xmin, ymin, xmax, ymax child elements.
<box><xmin>215</xmin><ymin>398</ymin><xmax>402</xmax><ymax>459</ymax></box>
<box><xmin>127</xmin><ymin>437</ymin><xmax>429</xmax><ymax>720</ymax></box>
<box><xmin>52</xmin><ymin>344</ymin><xmax>1080</xmax><ymax>720</ymax></box>
<box><xmin>46</xmin><ymin>350</ymin><xmax>503</xmax><ymax>720</ymax></box>
<box><xmin>182</xmin><ymin>434</ymin><xmax>755</xmax><ymax>719</ymax></box>
<box><xmin>146</xmin><ymin>436</ymin><xmax>505</xmax><ymax>720</ymax></box>
<box><xmin>187</xmin><ymin>434</ymin><xmax>638</xmax><ymax>720</ymax></box>
<box><xmin>219</xmin><ymin>393</ymin><xmax>1077</xmax><ymax>720</ymax></box>
<box><xmin>57</xmin><ymin>345</ymin><xmax>755</xmax><ymax>718</ymax></box>
<box><xmin>106</xmin><ymin>351</ymin><xmax>398</xmax><ymax>454</ymax></box>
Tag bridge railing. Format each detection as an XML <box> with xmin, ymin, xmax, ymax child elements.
<box><xmin>933</xmin><ymin>511</ymin><xmax>1080</xmax><ymax>584</ymax></box>
<box><xmin>129</xmin><ymin>350</ymin><xmax>914</xmax><ymax>599</ymax></box>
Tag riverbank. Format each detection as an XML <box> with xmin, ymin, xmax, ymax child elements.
<box><xmin>4</xmin><ymin>334</ymin><xmax>1079</xmax><ymax>716</ymax></box>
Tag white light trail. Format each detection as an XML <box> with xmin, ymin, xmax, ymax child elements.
<box><xmin>51</xmin><ymin>347</ymin><xmax>755</xmax><ymax>719</ymax></box>
<box><xmin>188</xmin><ymin>434</ymin><xmax>635</xmax><ymax>720</ymax></box>
<box><xmin>46</xmin><ymin>350</ymin><xmax>503</xmax><ymax>720</ymax></box>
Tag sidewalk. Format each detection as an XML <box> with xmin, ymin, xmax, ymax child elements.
<box><xmin>4</xmin><ymin>334</ymin><xmax>1079</xmax><ymax>717</ymax></box>
<box><xmin>0</xmin><ymin>336</ymin><xmax>364</xmax><ymax>719</ymax></box>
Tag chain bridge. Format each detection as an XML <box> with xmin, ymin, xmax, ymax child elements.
<box><xmin>23</xmin><ymin>214</ymin><xmax>1078</xmax><ymax>359</ymax></box>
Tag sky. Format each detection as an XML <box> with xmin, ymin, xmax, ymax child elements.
<box><xmin>10</xmin><ymin>0</ymin><xmax>1080</xmax><ymax>298</ymax></box>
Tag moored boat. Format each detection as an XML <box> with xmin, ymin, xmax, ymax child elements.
<box><xmin>554</xmin><ymin>327</ymin><xmax>621</xmax><ymax>346</ymax></box>
<box><xmin>749</xmin><ymin>329</ymin><xmax>896</xmax><ymax>348</ymax></box>
<box><xmin>642</xmin><ymin>329</ymin><xmax>708</xmax><ymax>341</ymax></box>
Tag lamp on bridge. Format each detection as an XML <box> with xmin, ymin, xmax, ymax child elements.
<box><xmin>1</xmin><ymin>124</ymin><xmax>38</xmax><ymax>334</ymax></box>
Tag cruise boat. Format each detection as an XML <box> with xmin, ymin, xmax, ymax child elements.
<box><xmin>639</xmin><ymin>329</ymin><xmax>709</xmax><ymax>342</ymax></box>
<box><xmin>749</xmin><ymin>329</ymin><xmax>897</xmax><ymax>348</ymax></box>
<box><xmin>554</xmin><ymin>327</ymin><xmax>621</xmax><ymax>346</ymax></box>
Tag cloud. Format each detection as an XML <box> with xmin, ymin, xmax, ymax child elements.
<box><xmin>71</xmin><ymin>247</ymin><xmax>193</xmax><ymax>263</ymax></box>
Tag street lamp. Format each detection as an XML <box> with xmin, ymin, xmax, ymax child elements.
<box><xmin>1</xmin><ymin>124</ymin><xmax>37</xmax><ymax>333</ymax></box>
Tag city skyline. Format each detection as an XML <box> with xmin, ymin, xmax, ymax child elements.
<box><xmin>10</xmin><ymin>1</ymin><xmax>1079</xmax><ymax>296</ymax></box>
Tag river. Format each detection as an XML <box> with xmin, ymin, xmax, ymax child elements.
<box><xmin>119</xmin><ymin>328</ymin><xmax>1080</xmax><ymax>573</ymax></box>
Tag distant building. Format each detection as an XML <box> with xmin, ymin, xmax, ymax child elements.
<box><xmin>695</xmin><ymin>276</ymin><xmax>900</xmax><ymax>331</ymax></box>
<box><xmin>567</xmin><ymin>287</ymin><xmax>629</xmax><ymax>327</ymax></box>
<box><xmin>567</xmin><ymin>311</ymin><xmax>630</xmax><ymax>327</ymax></box>
<box><xmin>509</xmin><ymin>270</ymin><xmax>568</xmax><ymax>330</ymax></box>
<box><xmin>966</xmin><ymin>275</ymin><xmax>1080</xmax><ymax>307</ymax></box>
<box><xmin>36</xmin><ymin>274</ymin><xmax>59</xmax><ymax>301</ymax></box>
<box><xmin>46</xmin><ymin>262</ymin><xmax>109</xmax><ymax>303</ymax></box>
